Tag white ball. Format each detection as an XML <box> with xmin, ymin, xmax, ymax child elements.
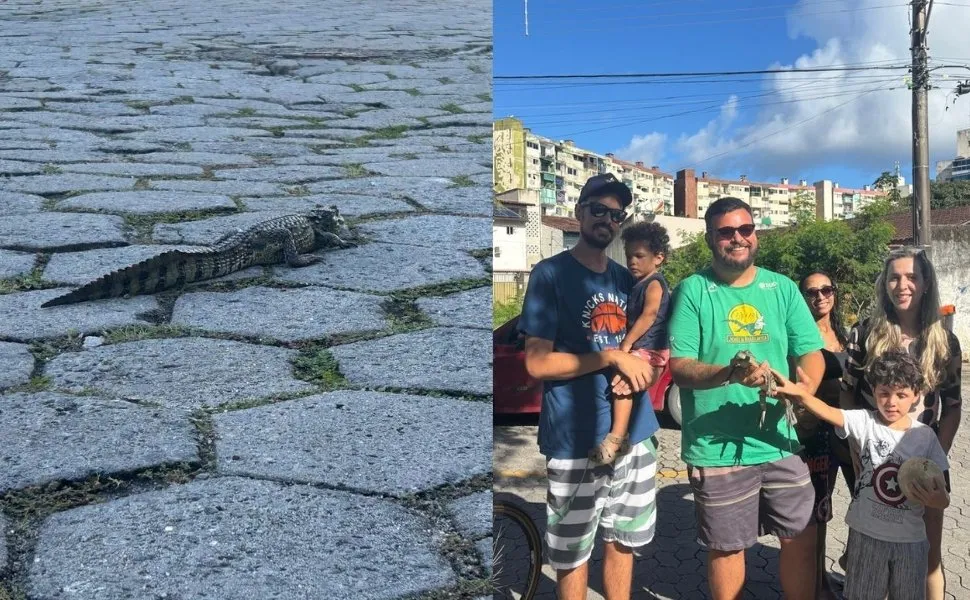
<box><xmin>897</xmin><ymin>457</ymin><xmax>944</xmax><ymax>503</ymax></box>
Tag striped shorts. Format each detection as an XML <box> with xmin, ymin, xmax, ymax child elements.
<box><xmin>844</xmin><ymin>528</ymin><xmax>929</xmax><ymax>600</ymax></box>
<box><xmin>544</xmin><ymin>437</ymin><xmax>658</xmax><ymax>570</ymax></box>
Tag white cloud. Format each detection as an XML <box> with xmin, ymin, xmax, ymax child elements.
<box><xmin>668</xmin><ymin>0</ymin><xmax>970</xmax><ymax>182</ymax></box>
<box><xmin>613</xmin><ymin>131</ymin><xmax>668</xmax><ymax>167</ymax></box>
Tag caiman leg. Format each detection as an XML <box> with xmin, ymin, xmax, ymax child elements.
<box><xmin>316</xmin><ymin>231</ymin><xmax>356</xmax><ymax>249</ymax></box>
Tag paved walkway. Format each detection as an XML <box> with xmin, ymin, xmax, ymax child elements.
<box><xmin>0</xmin><ymin>2</ymin><xmax>491</xmax><ymax>599</ymax></box>
<box><xmin>495</xmin><ymin>371</ymin><xmax>970</xmax><ymax>599</ymax></box>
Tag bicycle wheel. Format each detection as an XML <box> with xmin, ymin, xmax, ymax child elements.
<box><xmin>492</xmin><ymin>501</ymin><xmax>542</xmax><ymax>600</ymax></box>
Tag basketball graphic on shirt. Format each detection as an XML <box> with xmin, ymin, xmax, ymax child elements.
<box><xmin>726</xmin><ymin>303</ymin><xmax>769</xmax><ymax>343</ymax></box>
<box><xmin>590</xmin><ymin>301</ymin><xmax>626</xmax><ymax>335</ymax></box>
<box><xmin>872</xmin><ymin>462</ymin><xmax>906</xmax><ymax>507</ymax></box>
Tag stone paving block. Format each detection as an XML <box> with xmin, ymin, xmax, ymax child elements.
<box><xmin>241</xmin><ymin>194</ymin><xmax>413</xmax><ymax>217</ymax></box>
<box><xmin>364</xmin><ymin>158</ymin><xmax>489</xmax><ymax>178</ymax></box>
<box><xmin>153</xmin><ymin>211</ymin><xmax>291</xmax><ymax>245</ymax></box>
<box><xmin>0</xmin><ymin>174</ymin><xmax>135</xmax><ymax>195</ymax></box>
<box><xmin>273</xmin><ymin>242</ymin><xmax>486</xmax><ymax>293</ymax></box>
<box><xmin>0</xmin><ymin>213</ymin><xmax>128</xmax><ymax>252</ymax></box>
<box><xmin>46</xmin><ymin>337</ymin><xmax>314</xmax><ymax>410</ymax></box>
<box><xmin>307</xmin><ymin>176</ymin><xmax>489</xmax><ymax>216</ymax></box>
<box><xmin>42</xmin><ymin>244</ymin><xmax>194</xmax><ymax>285</ymax></box>
<box><xmin>57</xmin><ymin>191</ymin><xmax>236</xmax><ymax>215</ymax></box>
<box><xmin>212</xmin><ymin>165</ymin><xmax>343</xmax><ymax>183</ymax></box>
<box><xmin>58</xmin><ymin>162</ymin><xmax>205</xmax><ymax>177</ymax></box>
<box><xmin>0</xmin><ymin>341</ymin><xmax>33</xmax><ymax>389</ymax></box>
<box><xmin>0</xmin><ymin>248</ymin><xmax>36</xmax><ymax>279</ymax></box>
<box><xmin>29</xmin><ymin>477</ymin><xmax>454</xmax><ymax>600</ymax></box>
<box><xmin>215</xmin><ymin>390</ymin><xmax>490</xmax><ymax>494</ymax></box>
<box><xmin>172</xmin><ymin>286</ymin><xmax>387</xmax><ymax>343</ymax></box>
<box><xmin>135</xmin><ymin>151</ymin><xmax>258</xmax><ymax>165</ymax></box>
<box><xmin>447</xmin><ymin>491</ymin><xmax>491</xmax><ymax>539</ymax></box>
<box><xmin>359</xmin><ymin>214</ymin><xmax>491</xmax><ymax>251</ymax></box>
<box><xmin>121</xmin><ymin>126</ymin><xmax>272</xmax><ymax>143</ymax></box>
<box><xmin>0</xmin><ymin>192</ymin><xmax>44</xmax><ymax>215</ymax></box>
<box><xmin>331</xmin><ymin>327</ymin><xmax>490</xmax><ymax>395</ymax></box>
<box><xmin>0</xmin><ymin>392</ymin><xmax>197</xmax><ymax>494</ymax></box>
<box><xmin>416</xmin><ymin>286</ymin><xmax>491</xmax><ymax>329</ymax></box>
<box><xmin>0</xmin><ymin>289</ymin><xmax>157</xmax><ymax>341</ymax></box>
<box><xmin>149</xmin><ymin>178</ymin><xmax>287</xmax><ymax>197</ymax></box>
<box><xmin>0</xmin><ymin>149</ymin><xmax>108</xmax><ymax>164</ymax></box>
<box><xmin>0</xmin><ymin>159</ymin><xmax>44</xmax><ymax>176</ymax></box>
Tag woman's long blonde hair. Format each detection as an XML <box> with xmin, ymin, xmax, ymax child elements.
<box><xmin>866</xmin><ymin>247</ymin><xmax>950</xmax><ymax>392</ymax></box>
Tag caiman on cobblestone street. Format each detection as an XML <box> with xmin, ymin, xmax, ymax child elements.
<box><xmin>41</xmin><ymin>205</ymin><xmax>355</xmax><ymax>308</ymax></box>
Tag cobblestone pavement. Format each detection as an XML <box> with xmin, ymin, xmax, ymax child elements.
<box><xmin>495</xmin><ymin>370</ymin><xmax>970</xmax><ymax>599</ymax></box>
<box><xmin>0</xmin><ymin>2</ymin><xmax>491</xmax><ymax>599</ymax></box>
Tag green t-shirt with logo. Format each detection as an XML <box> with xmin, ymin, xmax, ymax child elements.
<box><xmin>668</xmin><ymin>267</ymin><xmax>823</xmax><ymax>467</ymax></box>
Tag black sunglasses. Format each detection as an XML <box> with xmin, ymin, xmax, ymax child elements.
<box><xmin>714</xmin><ymin>224</ymin><xmax>756</xmax><ymax>240</ymax></box>
<box><xmin>585</xmin><ymin>202</ymin><xmax>627</xmax><ymax>224</ymax></box>
<box><xmin>803</xmin><ymin>285</ymin><xmax>837</xmax><ymax>299</ymax></box>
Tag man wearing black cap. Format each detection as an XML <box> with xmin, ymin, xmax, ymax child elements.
<box><xmin>518</xmin><ymin>173</ymin><xmax>660</xmax><ymax>599</ymax></box>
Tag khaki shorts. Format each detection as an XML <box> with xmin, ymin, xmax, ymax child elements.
<box><xmin>687</xmin><ymin>453</ymin><xmax>814</xmax><ymax>551</ymax></box>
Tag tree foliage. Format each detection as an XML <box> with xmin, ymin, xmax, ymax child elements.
<box><xmin>930</xmin><ymin>180</ymin><xmax>970</xmax><ymax>209</ymax></box>
<box><xmin>662</xmin><ymin>201</ymin><xmax>895</xmax><ymax>323</ymax></box>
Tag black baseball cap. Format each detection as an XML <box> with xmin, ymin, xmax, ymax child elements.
<box><xmin>578</xmin><ymin>173</ymin><xmax>633</xmax><ymax>208</ymax></box>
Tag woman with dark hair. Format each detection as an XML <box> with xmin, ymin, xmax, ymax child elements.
<box><xmin>841</xmin><ymin>247</ymin><xmax>962</xmax><ymax>600</ymax></box>
<box><xmin>795</xmin><ymin>271</ymin><xmax>852</xmax><ymax>599</ymax></box>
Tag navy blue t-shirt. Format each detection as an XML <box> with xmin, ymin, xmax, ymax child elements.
<box><xmin>626</xmin><ymin>272</ymin><xmax>671</xmax><ymax>351</ymax></box>
<box><xmin>518</xmin><ymin>251</ymin><xmax>661</xmax><ymax>459</ymax></box>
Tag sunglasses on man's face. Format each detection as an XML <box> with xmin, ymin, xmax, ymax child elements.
<box><xmin>803</xmin><ymin>285</ymin><xmax>837</xmax><ymax>299</ymax></box>
<box><xmin>714</xmin><ymin>224</ymin><xmax>756</xmax><ymax>240</ymax></box>
<box><xmin>585</xmin><ymin>202</ymin><xmax>627</xmax><ymax>224</ymax></box>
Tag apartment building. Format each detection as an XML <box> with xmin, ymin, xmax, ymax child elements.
<box><xmin>936</xmin><ymin>128</ymin><xmax>970</xmax><ymax>182</ymax></box>
<box><xmin>493</xmin><ymin>117</ymin><xmax>675</xmax><ymax>219</ymax></box>
<box><xmin>674</xmin><ymin>169</ymin><xmax>886</xmax><ymax>225</ymax></box>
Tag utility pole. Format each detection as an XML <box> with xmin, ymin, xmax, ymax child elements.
<box><xmin>911</xmin><ymin>0</ymin><xmax>933</xmax><ymax>258</ymax></box>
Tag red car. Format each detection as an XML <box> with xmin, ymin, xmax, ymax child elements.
<box><xmin>493</xmin><ymin>315</ymin><xmax>682</xmax><ymax>426</ymax></box>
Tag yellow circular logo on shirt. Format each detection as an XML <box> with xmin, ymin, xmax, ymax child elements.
<box><xmin>727</xmin><ymin>303</ymin><xmax>769</xmax><ymax>343</ymax></box>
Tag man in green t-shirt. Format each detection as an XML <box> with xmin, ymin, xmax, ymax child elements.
<box><xmin>667</xmin><ymin>197</ymin><xmax>825</xmax><ymax>600</ymax></box>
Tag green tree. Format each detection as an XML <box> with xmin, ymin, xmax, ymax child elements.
<box><xmin>929</xmin><ymin>180</ymin><xmax>970</xmax><ymax>209</ymax></box>
<box><xmin>789</xmin><ymin>190</ymin><xmax>817</xmax><ymax>225</ymax></box>
<box><xmin>493</xmin><ymin>295</ymin><xmax>524</xmax><ymax>328</ymax></box>
<box><xmin>873</xmin><ymin>171</ymin><xmax>903</xmax><ymax>210</ymax></box>
<box><xmin>663</xmin><ymin>200</ymin><xmax>894</xmax><ymax>323</ymax></box>
<box><xmin>662</xmin><ymin>231</ymin><xmax>711</xmax><ymax>288</ymax></box>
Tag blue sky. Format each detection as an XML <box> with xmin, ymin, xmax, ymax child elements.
<box><xmin>494</xmin><ymin>0</ymin><xmax>970</xmax><ymax>189</ymax></box>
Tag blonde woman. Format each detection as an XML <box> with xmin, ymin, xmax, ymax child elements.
<box><xmin>841</xmin><ymin>247</ymin><xmax>962</xmax><ymax>600</ymax></box>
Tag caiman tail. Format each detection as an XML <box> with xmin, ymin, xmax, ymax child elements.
<box><xmin>41</xmin><ymin>247</ymin><xmax>219</xmax><ymax>308</ymax></box>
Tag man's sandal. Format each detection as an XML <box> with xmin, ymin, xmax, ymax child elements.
<box><xmin>588</xmin><ymin>434</ymin><xmax>629</xmax><ymax>465</ymax></box>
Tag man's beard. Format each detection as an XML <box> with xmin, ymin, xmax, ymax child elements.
<box><xmin>581</xmin><ymin>225</ymin><xmax>614</xmax><ymax>249</ymax></box>
<box><xmin>713</xmin><ymin>242</ymin><xmax>757</xmax><ymax>271</ymax></box>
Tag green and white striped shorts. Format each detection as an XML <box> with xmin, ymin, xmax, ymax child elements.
<box><xmin>544</xmin><ymin>437</ymin><xmax>658</xmax><ymax>570</ymax></box>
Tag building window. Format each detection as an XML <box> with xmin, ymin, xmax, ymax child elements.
<box><xmin>493</xmin><ymin>247</ymin><xmax>501</xmax><ymax>257</ymax></box>
<box><xmin>567</xmin><ymin>168</ymin><xmax>577</xmax><ymax>176</ymax></box>
<box><xmin>506</xmin><ymin>226</ymin><xmax>515</xmax><ymax>235</ymax></box>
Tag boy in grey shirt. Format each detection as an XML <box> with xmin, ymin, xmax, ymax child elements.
<box><xmin>772</xmin><ymin>349</ymin><xmax>949</xmax><ymax>600</ymax></box>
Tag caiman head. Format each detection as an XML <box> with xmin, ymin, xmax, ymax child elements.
<box><xmin>308</xmin><ymin>204</ymin><xmax>352</xmax><ymax>240</ymax></box>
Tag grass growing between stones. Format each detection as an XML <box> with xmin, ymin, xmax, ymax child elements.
<box><xmin>466</xmin><ymin>134</ymin><xmax>488</xmax><ymax>145</ymax></box>
<box><xmin>292</xmin><ymin>346</ymin><xmax>350</xmax><ymax>390</ymax></box>
<box><xmin>28</xmin><ymin>334</ymin><xmax>85</xmax><ymax>362</ymax></box>
<box><xmin>381</xmin><ymin>297</ymin><xmax>434</xmax><ymax>334</ymax></box>
<box><xmin>343</xmin><ymin>163</ymin><xmax>372</xmax><ymax>178</ymax></box>
<box><xmin>6</xmin><ymin>376</ymin><xmax>52</xmax><ymax>394</ymax></box>
<box><xmin>351</xmin><ymin>125</ymin><xmax>411</xmax><ymax>147</ymax></box>
<box><xmin>0</xmin><ymin>583</ymin><xmax>27</xmax><ymax>600</ymax></box>
<box><xmin>439</xmin><ymin>103</ymin><xmax>466</xmax><ymax>115</ymax></box>
<box><xmin>122</xmin><ymin>208</ymin><xmax>236</xmax><ymax>243</ymax></box>
<box><xmin>400</xmin><ymin>474</ymin><xmax>493</xmax><ymax>594</ymax></box>
<box><xmin>448</xmin><ymin>175</ymin><xmax>476</xmax><ymax>188</ymax></box>
<box><xmin>390</xmin><ymin>277</ymin><xmax>491</xmax><ymax>302</ymax></box>
<box><xmin>100</xmin><ymin>324</ymin><xmax>195</xmax><ymax>345</ymax></box>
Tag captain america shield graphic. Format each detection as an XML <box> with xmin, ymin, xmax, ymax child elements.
<box><xmin>872</xmin><ymin>462</ymin><xmax>906</xmax><ymax>507</ymax></box>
